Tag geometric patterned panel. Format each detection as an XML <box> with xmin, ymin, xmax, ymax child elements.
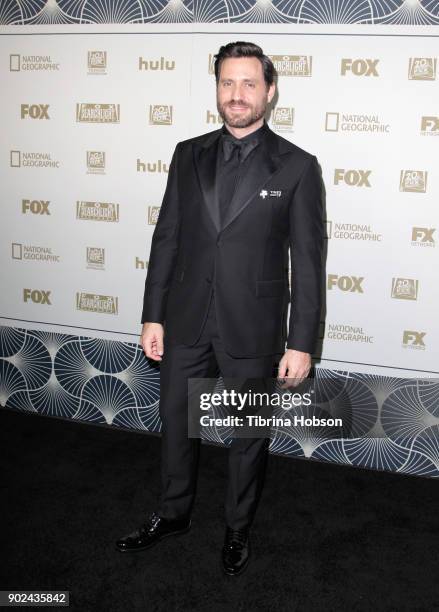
<box><xmin>1</xmin><ymin>326</ymin><xmax>437</xmax><ymax>477</ymax></box>
<box><xmin>1</xmin><ymin>0</ymin><xmax>439</xmax><ymax>24</ymax></box>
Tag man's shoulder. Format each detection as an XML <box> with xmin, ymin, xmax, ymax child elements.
<box><xmin>175</xmin><ymin>129</ymin><xmax>222</xmax><ymax>151</ymax></box>
<box><xmin>270</xmin><ymin>130</ymin><xmax>316</xmax><ymax>161</ymax></box>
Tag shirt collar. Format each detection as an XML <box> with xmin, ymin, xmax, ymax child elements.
<box><xmin>220</xmin><ymin>120</ymin><xmax>269</xmax><ymax>145</ymax></box>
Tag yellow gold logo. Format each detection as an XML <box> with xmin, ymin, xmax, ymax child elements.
<box><xmin>408</xmin><ymin>58</ymin><xmax>436</xmax><ymax>80</ymax></box>
<box><xmin>76</xmin><ymin>292</ymin><xmax>118</xmax><ymax>314</ymax></box>
<box><xmin>399</xmin><ymin>170</ymin><xmax>427</xmax><ymax>193</ymax></box>
<box><xmin>269</xmin><ymin>55</ymin><xmax>312</xmax><ymax>77</ymax></box>
<box><xmin>76</xmin><ymin>201</ymin><xmax>119</xmax><ymax>222</ymax></box>
<box><xmin>149</xmin><ymin>105</ymin><xmax>173</xmax><ymax>125</ymax></box>
<box><xmin>148</xmin><ymin>206</ymin><xmax>160</xmax><ymax>225</ymax></box>
<box><xmin>76</xmin><ymin>103</ymin><xmax>120</xmax><ymax>123</ymax></box>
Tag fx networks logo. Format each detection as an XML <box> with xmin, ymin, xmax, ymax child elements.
<box><xmin>327</xmin><ymin>274</ymin><xmax>364</xmax><ymax>293</ymax></box>
<box><xmin>76</xmin><ymin>201</ymin><xmax>119</xmax><ymax>222</ymax></box>
<box><xmin>341</xmin><ymin>58</ymin><xmax>379</xmax><ymax>76</ymax></box>
<box><xmin>325</xmin><ymin>112</ymin><xmax>389</xmax><ymax>133</ymax></box>
<box><xmin>408</xmin><ymin>58</ymin><xmax>437</xmax><ymax>81</ymax></box>
<box><xmin>326</xmin><ymin>323</ymin><xmax>373</xmax><ymax>343</ymax></box>
<box><xmin>420</xmin><ymin>116</ymin><xmax>439</xmax><ymax>136</ymax></box>
<box><xmin>206</xmin><ymin>110</ymin><xmax>224</xmax><ymax>125</ymax></box>
<box><xmin>326</xmin><ymin>221</ymin><xmax>382</xmax><ymax>242</ymax></box>
<box><xmin>149</xmin><ymin>105</ymin><xmax>173</xmax><ymax>125</ymax></box>
<box><xmin>22</xmin><ymin>199</ymin><xmax>50</xmax><ymax>215</ymax></box>
<box><xmin>86</xmin><ymin>151</ymin><xmax>105</xmax><ymax>174</ymax></box>
<box><xmin>88</xmin><ymin>51</ymin><xmax>107</xmax><ymax>74</ymax></box>
<box><xmin>12</xmin><ymin>243</ymin><xmax>59</xmax><ymax>263</ymax></box>
<box><xmin>21</xmin><ymin>104</ymin><xmax>50</xmax><ymax>119</ymax></box>
<box><xmin>135</xmin><ymin>257</ymin><xmax>149</xmax><ymax>270</ymax></box>
<box><xmin>10</xmin><ymin>150</ymin><xmax>59</xmax><ymax>168</ymax></box>
<box><xmin>402</xmin><ymin>330</ymin><xmax>426</xmax><ymax>350</ymax></box>
<box><xmin>411</xmin><ymin>227</ymin><xmax>435</xmax><ymax>247</ymax></box>
<box><xmin>137</xmin><ymin>159</ymin><xmax>169</xmax><ymax>173</ymax></box>
<box><xmin>76</xmin><ymin>292</ymin><xmax>118</xmax><ymax>315</ymax></box>
<box><xmin>86</xmin><ymin>247</ymin><xmax>105</xmax><ymax>270</ymax></box>
<box><xmin>271</xmin><ymin>107</ymin><xmax>294</xmax><ymax>132</ymax></box>
<box><xmin>391</xmin><ymin>278</ymin><xmax>419</xmax><ymax>300</ymax></box>
<box><xmin>10</xmin><ymin>54</ymin><xmax>59</xmax><ymax>71</ymax></box>
<box><xmin>148</xmin><ymin>206</ymin><xmax>160</xmax><ymax>225</ymax></box>
<box><xmin>268</xmin><ymin>55</ymin><xmax>312</xmax><ymax>77</ymax></box>
<box><xmin>139</xmin><ymin>56</ymin><xmax>175</xmax><ymax>71</ymax></box>
<box><xmin>23</xmin><ymin>288</ymin><xmax>51</xmax><ymax>305</ymax></box>
<box><xmin>76</xmin><ymin>103</ymin><xmax>120</xmax><ymax>123</ymax></box>
<box><xmin>334</xmin><ymin>169</ymin><xmax>371</xmax><ymax>187</ymax></box>
<box><xmin>399</xmin><ymin>170</ymin><xmax>427</xmax><ymax>193</ymax></box>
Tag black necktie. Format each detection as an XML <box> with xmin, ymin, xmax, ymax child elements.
<box><xmin>222</xmin><ymin>135</ymin><xmax>259</xmax><ymax>163</ymax></box>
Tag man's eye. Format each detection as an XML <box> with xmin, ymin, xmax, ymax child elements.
<box><xmin>246</xmin><ymin>83</ymin><xmax>255</xmax><ymax>87</ymax></box>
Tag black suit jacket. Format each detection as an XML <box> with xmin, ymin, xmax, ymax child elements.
<box><xmin>141</xmin><ymin>126</ymin><xmax>324</xmax><ymax>358</ymax></box>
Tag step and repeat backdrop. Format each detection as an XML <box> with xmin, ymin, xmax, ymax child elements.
<box><xmin>1</xmin><ymin>1</ymin><xmax>438</xmax><ymax>477</ymax></box>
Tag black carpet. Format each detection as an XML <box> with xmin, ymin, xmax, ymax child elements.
<box><xmin>1</xmin><ymin>407</ymin><xmax>437</xmax><ymax>612</ymax></box>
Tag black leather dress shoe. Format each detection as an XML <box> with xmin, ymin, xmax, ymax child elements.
<box><xmin>115</xmin><ymin>511</ymin><xmax>191</xmax><ymax>553</ymax></box>
<box><xmin>222</xmin><ymin>526</ymin><xmax>250</xmax><ymax>576</ymax></box>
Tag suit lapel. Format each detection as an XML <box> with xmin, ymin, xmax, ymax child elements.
<box><xmin>221</xmin><ymin>128</ymin><xmax>284</xmax><ymax>231</ymax></box>
<box><xmin>193</xmin><ymin>130</ymin><xmax>222</xmax><ymax>234</ymax></box>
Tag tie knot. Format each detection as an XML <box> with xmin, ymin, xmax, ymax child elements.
<box><xmin>222</xmin><ymin>136</ymin><xmax>243</xmax><ymax>163</ymax></box>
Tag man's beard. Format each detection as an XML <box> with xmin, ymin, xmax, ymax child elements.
<box><xmin>217</xmin><ymin>98</ymin><xmax>267</xmax><ymax>129</ymax></box>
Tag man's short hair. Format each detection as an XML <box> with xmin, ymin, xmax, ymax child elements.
<box><xmin>214</xmin><ymin>41</ymin><xmax>275</xmax><ymax>88</ymax></box>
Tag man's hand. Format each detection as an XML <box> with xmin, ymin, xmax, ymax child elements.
<box><xmin>141</xmin><ymin>322</ymin><xmax>164</xmax><ymax>361</ymax></box>
<box><xmin>277</xmin><ymin>349</ymin><xmax>311</xmax><ymax>388</ymax></box>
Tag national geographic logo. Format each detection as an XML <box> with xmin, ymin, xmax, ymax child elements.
<box><xmin>137</xmin><ymin>159</ymin><xmax>169</xmax><ymax>173</ymax></box>
<box><xmin>88</xmin><ymin>51</ymin><xmax>107</xmax><ymax>75</ymax></box>
<box><xmin>148</xmin><ymin>206</ymin><xmax>160</xmax><ymax>225</ymax></box>
<box><xmin>206</xmin><ymin>110</ymin><xmax>224</xmax><ymax>125</ymax></box>
<box><xmin>12</xmin><ymin>243</ymin><xmax>59</xmax><ymax>263</ymax></box>
<box><xmin>341</xmin><ymin>59</ymin><xmax>379</xmax><ymax>76</ymax></box>
<box><xmin>135</xmin><ymin>257</ymin><xmax>149</xmax><ymax>270</ymax></box>
<box><xmin>268</xmin><ymin>55</ymin><xmax>312</xmax><ymax>77</ymax></box>
<box><xmin>326</xmin><ymin>221</ymin><xmax>382</xmax><ymax>242</ymax></box>
<box><xmin>21</xmin><ymin>104</ymin><xmax>50</xmax><ymax>119</ymax></box>
<box><xmin>76</xmin><ymin>292</ymin><xmax>118</xmax><ymax>315</ymax></box>
<box><xmin>411</xmin><ymin>227</ymin><xmax>435</xmax><ymax>247</ymax></box>
<box><xmin>327</xmin><ymin>274</ymin><xmax>364</xmax><ymax>293</ymax></box>
<box><xmin>408</xmin><ymin>58</ymin><xmax>437</xmax><ymax>81</ymax></box>
<box><xmin>76</xmin><ymin>201</ymin><xmax>119</xmax><ymax>222</ymax></box>
<box><xmin>334</xmin><ymin>169</ymin><xmax>371</xmax><ymax>187</ymax></box>
<box><xmin>23</xmin><ymin>289</ymin><xmax>51</xmax><ymax>305</ymax></box>
<box><xmin>10</xmin><ymin>150</ymin><xmax>60</xmax><ymax>168</ymax></box>
<box><xmin>391</xmin><ymin>278</ymin><xmax>419</xmax><ymax>301</ymax></box>
<box><xmin>86</xmin><ymin>151</ymin><xmax>105</xmax><ymax>174</ymax></box>
<box><xmin>149</xmin><ymin>105</ymin><xmax>173</xmax><ymax>125</ymax></box>
<box><xmin>86</xmin><ymin>247</ymin><xmax>105</xmax><ymax>270</ymax></box>
<box><xmin>420</xmin><ymin>116</ymin><xmax>439</xmax><ymax>136</ymax></box>
<box><xmin>22</xmin><ymin>199</ymin><xmax>50</xmax><ymax>215</ymax></box>
<box><xmin>325</xmin><ymin>112</ymin><xmax>390</xmax><ymax>133</ymax></box>
<box><xmin>10</xmin><ymin>54</ymin><xmax>59</xmax><ymax>71</ymax></box>
<box><xmin>271</xmin><ymin>107</ymin><xmax>294</xmax><ymax>132</ymax></box>
<box><xmin>139</xmin><ymin>57</ymin><xmax>175</xmax><ymax>71</ymax></box>
<box><xmin>76</xmin><ymin>103</ymin><xmax>120</xmax><ymax>123</ymax></box>
<box><xmin>326</xmin><ymin>323</ymin><xmax>373</xmax><ymax>343</ymax></box>
<box><xmin>399</xmin><ymin>170</ymin><xmax>427</xmax><ymax>193</ymax></box>
<box><xmin>402</xmin><ymin>330</ymin><xmax>426</xmax><ymax>350</ymax></box>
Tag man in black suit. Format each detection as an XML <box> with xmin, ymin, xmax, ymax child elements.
<box><xmin>116</xmin><ymin>42</ymin><xmax>324</xmax><ymax>576</ymax></box>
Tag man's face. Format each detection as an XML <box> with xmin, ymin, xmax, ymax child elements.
<box><xmin>216</xmin><ymin>57</ymin><xmax>275</xmax><ymax>129</ymax></box>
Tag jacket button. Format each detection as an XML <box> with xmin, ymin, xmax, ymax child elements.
<box><xmin>205</xmin><ymin>278</ymin><xmax>212</xmax><ymax>284</ymax></box>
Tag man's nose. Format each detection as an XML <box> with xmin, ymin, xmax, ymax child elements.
<box><xmin>231</xmin><ymin>83</ymin><xmax>244</xmax><ymax>100</ymax></box>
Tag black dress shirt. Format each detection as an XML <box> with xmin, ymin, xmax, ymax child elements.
<box><xmin>217</xmin><ymin>121</ymin><xmax>269</xmax><ymax>226</ymax></box>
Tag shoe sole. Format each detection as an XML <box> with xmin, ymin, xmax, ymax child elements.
<box><xmin>115</xmin><ymin>523</ymin><xmax>191</xmax><ymax>553</ymax></box>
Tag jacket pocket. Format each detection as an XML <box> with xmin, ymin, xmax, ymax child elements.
<box><xmin>256</xmin><ymin>279</ymin><xmax>286</xmax><ymax>297</ymax></box>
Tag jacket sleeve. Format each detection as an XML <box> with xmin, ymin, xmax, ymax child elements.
<box><xmin>286</xmin><ymin>154</ymin><xmax>324</xmax><ymax>354</ymax></box>
<box><xmin>140</xmin><ymin>144</ymin><xmax>181</xmax><ymax>324</ymax></box>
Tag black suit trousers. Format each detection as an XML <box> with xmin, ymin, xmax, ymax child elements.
<box><xmin>157</xmin><ymin>289</ymin><xmax>280</xmax><ymax>530</ymax></box>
